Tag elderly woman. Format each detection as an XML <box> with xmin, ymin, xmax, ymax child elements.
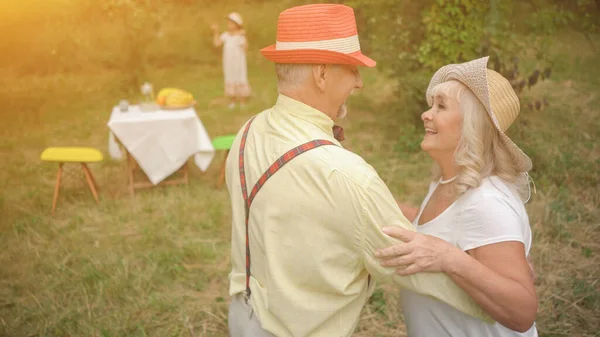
<box><xmin>375</xmin><ymin>57</ymin><xmax>538</xmax><ymax>336</ymax></box>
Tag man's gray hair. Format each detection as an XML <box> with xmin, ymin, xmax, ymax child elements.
<box><xmin>275</xmin><ymin>63</ymin><xmax>313</xmax><ymax>92</ymax></box>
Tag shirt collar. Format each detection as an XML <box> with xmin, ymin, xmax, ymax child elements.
<box><xmin>274</xmin><ymin>94</ymin><xmax>335</xmax><ymax>135</ymax></box>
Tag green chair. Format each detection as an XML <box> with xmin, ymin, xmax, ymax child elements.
<box><xmin>212</xmin><ymin>135</ymin><xmax>236</xmax><ymax>188</ymax></box>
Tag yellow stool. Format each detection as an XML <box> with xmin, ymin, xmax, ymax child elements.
<box><xmin>40</xmin><ymin>147</ymin><xmax>103</xmax><ymax>214</ymax></box>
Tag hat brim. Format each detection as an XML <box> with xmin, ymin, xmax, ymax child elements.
<box><xmin>260</xmin><ymin>45</ymin><xmax>376</xmax><ymax>67</ymax></box>
<box><xmin>228</xmin><ymin>18</ymin><xmax>243</xmax><ymax>27</ymax></box>
<box><xmin>497</xmin><ymin>131</ymin><xmax>533</xmax><ymax>173</ymax></box>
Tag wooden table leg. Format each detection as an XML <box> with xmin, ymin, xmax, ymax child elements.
<box><xmin>82</xmin><ymin>163</ymin><xmax>100</xmax><ymax>204</ymax></box>
<box><xmin>127</xmin><ymin>151</ymin><xmax>135</xmax><ymax>196</ymax></box>
<box><xmin>183</xmin><ymin>161</ymin><xmax>189</xmax><ymax>185</ymax></box>
<box><xmin>217</xmin><ymin>150</ymin><xmax>229</xmax><ymax>189</ymax></box>
<box><xmin>51</xmin><ymin>163</ymin><xmax>63</xmax><ymax>215</ymax></box>
<box><xmin>126</xmin><ymin>152</ymin><xmax>191</xmax><ymax>194</ymax></box>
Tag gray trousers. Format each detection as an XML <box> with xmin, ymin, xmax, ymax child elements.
<box><xmin>228</xmin><ymin>294</ymin><xmax>275</xmax><ymax>337</ymax></box>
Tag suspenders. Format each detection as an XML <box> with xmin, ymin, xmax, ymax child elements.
<box><xmin>237</xmin><ymin>116</ymin><xmax>370</xmax><ymax>303</ymax></box>
<box><xmin>238</xmin><ymin>116</ymin><xmax>336</xmax><ymax>301</ymax></box>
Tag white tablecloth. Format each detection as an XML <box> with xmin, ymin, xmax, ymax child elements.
<box><xmin>107</xmin><ymin>105</ymin><xmax>215</xmax><ymax>185</ymax></box>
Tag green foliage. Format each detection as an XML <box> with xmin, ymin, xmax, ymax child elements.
<box><xmin>417</xmin><ymin>0</ymin><xmax>488</xmax><ymax>70</ymax></box>
<box><xmin>95</xmin><ymin>0</ymin><xmax>166</xmax><ymax>88</ymax></box>
<box><xmin>393</xmin><ymin>124</ymin><xmax>423</xmax><ymax>158</ymax></box>
<box><xmin>353</xmin><ymin>0</ymin><xmax>598</xmax><ymax>71</ymax></box>
<box><xmin>347</xmin><ymin>0</ymin><xmax>599</xmax><ymax>162</ymax></box>
<box><xmin>549</xmin><ymin>0</ymin><xmax>600</xmax><ymax>34</ymax></box>
<box><xmin>368</xmin><ymin>288</ymin><xmax>388</xmax><ymax>315</ymax></box>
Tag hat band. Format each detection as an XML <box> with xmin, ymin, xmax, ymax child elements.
<box><xmin>275</xmin><ymin>35</ymin><xmax>360</xmax><ymax>54</ymax></box>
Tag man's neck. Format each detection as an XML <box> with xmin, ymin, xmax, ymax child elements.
<box><xmin>280</xmin><ymin>89</ymin><xmax>336</xmax><ymax>121</ymax></box>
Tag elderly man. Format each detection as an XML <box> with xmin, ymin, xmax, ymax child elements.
<box><xmin>225</xmin><ymin>4</ymin><xmax>489</xmax><ymax>337</ymax></box>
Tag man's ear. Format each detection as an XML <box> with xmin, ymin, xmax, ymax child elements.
<box><xmin>312</xmin><ymin>64</ymin><xmax>328</xmax><ymax>92</ymax></box>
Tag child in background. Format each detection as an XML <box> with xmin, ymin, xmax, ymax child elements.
<box><xmin>211</xmin><ymin>12</ymin><xmax>251</xmax><ymax>109</ymax></box>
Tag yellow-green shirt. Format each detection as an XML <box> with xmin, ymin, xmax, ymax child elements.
<box><xmin>225</xmin><ymin>95</ymin><xmax>488</xmax><ymax>337</ymax></box>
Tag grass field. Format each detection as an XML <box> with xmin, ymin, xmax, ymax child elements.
<box><xmin>1</xmin><ymin>1</ymin><xmax>599</xmax><ymax>336</ymax></box>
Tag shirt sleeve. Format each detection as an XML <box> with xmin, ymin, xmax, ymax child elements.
<box><xmin>457</xmin><ymin>192</ymin><xmax>527</xmax><ymax>252</ymax></box>
<box><xmin>219</xmin><ymin>32</ymin><xmax>227</xmax><ymax>43</ymax></box>
<box><xmin>357</xmin><ymin>171</ymin><xmax>491</xmax><ymax>322</ymax></box>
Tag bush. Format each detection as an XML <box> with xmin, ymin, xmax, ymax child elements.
<box><xmin>349</xmin><ymin>0</ymin><xmax>598</xmax><ymax>117</ymax></box>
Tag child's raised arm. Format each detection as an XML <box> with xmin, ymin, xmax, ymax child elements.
<box><xmin>211</xmin><ymin>24</ymin><xmax>223</xmax><ymax>47</ymax></box>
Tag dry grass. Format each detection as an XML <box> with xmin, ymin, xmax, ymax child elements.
<box><xmin>1</xmin><ymin>1</ymin><xmax>599</xmax><ymax>337</ymax></box>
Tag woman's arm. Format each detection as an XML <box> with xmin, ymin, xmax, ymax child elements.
<box><xmin>445</xmin><ymin>242</ymin><xmax>537</xmax><ymax>332</ymax></box>
<box><xmin>397</xmin><ymin>202</ymin><xmax>419</xmax><ymax>223</ymax></box>
<box><xmin>375</xmin><ymin>227</ymin><xmax>537</xmax><ymax>332</ymax></box>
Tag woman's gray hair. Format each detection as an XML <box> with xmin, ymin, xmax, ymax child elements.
<box><xmin>274</xmin><ymin>63</ymin><xmax>313</xmax><ymax>92</ymax></box>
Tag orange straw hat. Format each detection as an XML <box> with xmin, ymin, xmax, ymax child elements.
<box><xmin>260</xmin><ymin>4</ymin><xmax>376</xmax><ymax>67</ymax></box>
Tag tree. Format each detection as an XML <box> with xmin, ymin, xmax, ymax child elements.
<box><xmin>348</xmin><ymin>0</ymin><xmax>597</xmax><ymax>123</ymax></box>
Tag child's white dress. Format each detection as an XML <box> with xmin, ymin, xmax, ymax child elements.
<box><xmin>220</xmin><ymin>32</ymin><xmax>251</xmax><ymax>97</ymax></box>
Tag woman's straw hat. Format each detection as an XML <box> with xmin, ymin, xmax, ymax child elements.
<box><xmin>228</xmin><ymin>12</ymin><xmax>243</xmax><ymax>27</ymax></box>
<box><xmin>260</xmin><ymin>4</ymin><xmax>375</xmax><ymax>67</ymax></box>
<box><xmin>426</xmin><ymin>56</ymin><xmax>532</xmax><ymax>172</ymax></box>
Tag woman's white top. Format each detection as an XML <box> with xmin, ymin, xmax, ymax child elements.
<box><xmin>400</xmin><ymin>176</ymin><xmax>538</xmax><ymax>337</ymax></box>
